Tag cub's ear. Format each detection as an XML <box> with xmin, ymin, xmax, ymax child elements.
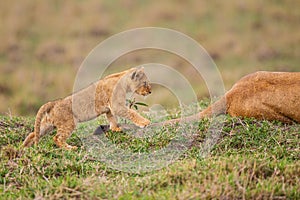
<box><xmin>131</xmin><ymin>67</ymin><xmax>145</xmax><ymax>80</ymax></box>
<box><xmin>131</xmin><ymin>69</ymin><xmax>138</xmax><ymax>80</ymax></box>
<box><xmin>131</xmin><ymin>68</ymin><xmax>145</xmax><ymax>80</ymax></box>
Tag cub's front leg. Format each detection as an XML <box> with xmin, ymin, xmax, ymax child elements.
<box><xmin>114</xmin><ymin>106</ymin><xmax>150</xmax><ymax>128</ymax></box>
<box><xmin>106</xmin><ymin>111</ymin><xmax>122</xmax><ymax>132</ymax></box>
<box><xmin>128</xmin><ymin>109</ymin><xmax>150</xmax><ymax>128</ymax></box>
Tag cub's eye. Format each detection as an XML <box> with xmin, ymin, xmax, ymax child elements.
<box><xmin>144</xmin><ymin>81</ymin><xmax>147</xmax><ymax>86</ymax></box>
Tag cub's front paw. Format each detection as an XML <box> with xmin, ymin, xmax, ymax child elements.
<box><xmin>137</xmin><ymin>118</ymin><xmax>150</xmax><ymax>128</ymax></box>
<box><xmin>111</xmin><ymin>126</ymin><xmax>122</xmax><ymax>132</ymax></box>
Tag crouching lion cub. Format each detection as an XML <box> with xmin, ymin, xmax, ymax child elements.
<box><xmin>163</xmin><ymin>71</ymin><xmax>300</xmax><ymax>125</ymax></box>
<box><xmin>23</xmin><ymin>67</ymin><xmax>151</xmax><ymax>150</ymax></box>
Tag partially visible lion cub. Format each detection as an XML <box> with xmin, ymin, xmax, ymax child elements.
<box><xmin>163</xmin><ymin>71</ymin><xmax>300</xmax><ymax>125</ymax></box>
<box><xmin>23</xmin><ymin>67</ymin><xmax>151</xmax><ymax>150</ymax></box>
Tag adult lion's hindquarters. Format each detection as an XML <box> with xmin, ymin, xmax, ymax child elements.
<box><xmin>226</xmin><ymin>71</ymin><xmax>300</xmax><ymax>124</ymax></box>
<box><xmin>157</xmin><ymin>71</ymin><xmax>300</xmax><ymax>126</ymax></box>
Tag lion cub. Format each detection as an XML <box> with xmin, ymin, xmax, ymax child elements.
<box><xmin>23</xmin><ymin>67</ymin><xmax>151</xmax><ymax>150</ymax></box>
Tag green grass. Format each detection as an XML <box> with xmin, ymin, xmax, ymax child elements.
<box><xmin>0</xmin><ymin>0</ymin><xmax>300</xmax><ymax>115</ymax></box>
<box><xmin>0</xmin><ymin>108</ymin><xmax>299</xmax><ymax>199</ymax></box>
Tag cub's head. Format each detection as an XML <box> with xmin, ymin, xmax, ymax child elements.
<box><xmin>129</xmin><ymin>67</ymin><xmax>151</xmax><ymax>96</ymax></box>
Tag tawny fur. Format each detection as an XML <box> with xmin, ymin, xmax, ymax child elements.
<box><xmin>161</xmin><ymin>71</ymin><xmax>300</xmax><ymax>125</ymax></box>
<box><xmin>23</xmin><ymin>68</ymin><xmax>151</xmax><ymax>150</ymax></box>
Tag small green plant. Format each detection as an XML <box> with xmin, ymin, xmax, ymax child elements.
<box><xmin>126</xmin><ymin>98</ymin><xmax>148</xmax><ymax>110</ymax></box>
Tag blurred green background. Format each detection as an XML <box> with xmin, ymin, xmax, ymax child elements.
<box><xmin>0</xmin><ymin>0</ymin><xmax>299</xmax><ymax>116</ymax></box>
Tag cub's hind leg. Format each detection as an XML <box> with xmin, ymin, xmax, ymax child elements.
<box><xmin>53</xmin><ymin>122</ymin><xmax>77</xmax><ymax>150</ymax></box>
<box><xmin>23</xmin><ymin>119</ymin><xmax>54</xmax><ymax>147</ymax></box>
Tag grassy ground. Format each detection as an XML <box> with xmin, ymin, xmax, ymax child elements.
<box><xmin>0</xmin><ymin>0</ymin><xmax>299</xmax><ymax>115</ymax></box>
<box><xmin>0</xmin><ymin>105</ymin><xmax>299</xmax><ymax>199</ymax></box>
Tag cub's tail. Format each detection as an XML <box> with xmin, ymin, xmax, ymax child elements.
<box><xmin>22</xmin><ymin>101</ymin><xmax>56</xmax><ymax>147</ymax></box>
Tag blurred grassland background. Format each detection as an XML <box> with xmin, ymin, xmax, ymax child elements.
<box><xmin>0</xmin><ymin>0</ymin><xmax>299</xmax><ymax>116</ymax></box>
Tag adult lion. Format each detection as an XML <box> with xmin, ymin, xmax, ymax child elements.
<box><xmin>162</xmin><ymin>71</ymin><xmax>300</xmax><ymax>125</ymax></box>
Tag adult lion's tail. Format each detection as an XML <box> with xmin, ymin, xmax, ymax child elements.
<box><xmin>150</xmin><ymin>97</ymin><xmax>227</xmax><ymax>127</ymax></box>
<box><xmin>22</xmin><ymin>101</ymin><xmax>56</xmax><ymax>147</ymax></box>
